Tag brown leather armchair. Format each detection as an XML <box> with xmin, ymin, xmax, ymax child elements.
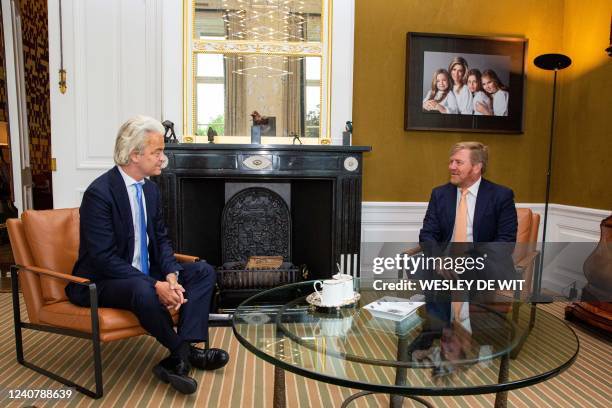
<box><xmin>7</xmin><ymin>208</ymin><xmax>199</xmax><ymax>398</ymax></box>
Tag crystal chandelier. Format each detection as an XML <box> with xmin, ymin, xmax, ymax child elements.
<box><xmin>221</xmin><ymin>0</ymin><xmax>306</xmax><ymax>42</ymax></box>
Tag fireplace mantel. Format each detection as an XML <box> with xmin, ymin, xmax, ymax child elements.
<box><xmin>153</xmin><ymin>143</ymin><xmax>371</xmax><ymax>284</ymax></box>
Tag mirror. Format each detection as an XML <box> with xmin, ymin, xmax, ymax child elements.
<box><xmin>190</xmin><ymin>0</ymin><xmax>325</xmax><ymax>142</ymax></box>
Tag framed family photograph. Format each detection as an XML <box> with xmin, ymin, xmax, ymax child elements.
<box><xmin>404</xmin><ymin>32</ymin><xmax>527</xmax><ymax>133</ymax></box>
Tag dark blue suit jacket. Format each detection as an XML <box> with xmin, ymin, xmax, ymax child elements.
<box><xmin>71</xmin><ymin>166</ymin><xmax>182</xmax><ymax>285</ymax></box>
<box><xmin>419</xmin><ymin>178</ymin><xmax>517</xmax><ymax>244</ymax></box>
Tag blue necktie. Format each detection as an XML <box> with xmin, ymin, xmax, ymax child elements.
<box><xmin>134</xmin><ymin>183</ymin><xmax>149</xmax><ymax>275</ymax></box>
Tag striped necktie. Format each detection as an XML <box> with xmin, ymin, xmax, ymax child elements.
<box><xmin>134</xmin><ymin>183</ymin><xmax>149</xmax><ymax>275</ymax></box>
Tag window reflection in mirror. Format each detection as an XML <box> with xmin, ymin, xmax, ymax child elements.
<box><xmin>195</xmin><ymin>54</ymin><xmax>321</xmax><ymax>139</ymax></box>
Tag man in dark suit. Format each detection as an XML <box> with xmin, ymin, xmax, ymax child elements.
<box><xmin>66</xmin><ymin>116</ymin><xmax>229</xmax><ymax>394</ymax></box>
<box><xmin>419</xmin><ymin>142</ymin><xmax>517</xmax><ymax>320</ymax></box>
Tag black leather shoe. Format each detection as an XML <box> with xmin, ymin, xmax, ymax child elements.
<box><xmin>152</xmin><ymin>356</ymin><xmax>198</xmax><ymax>394</ymax></box>
<box><xmin>189</xmin><ymin>346</ymin><xmax>230</xmax><ymax>370</ymax></box>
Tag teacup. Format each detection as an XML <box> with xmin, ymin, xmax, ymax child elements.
<box><xmin>333</xmin><ymin>273</ymin><xmax>354</xmax><ymax>300</ymax></box>
<box><xmin>313</xmin><ymin>279</ymin><xmax>345</xmax><ymax>306</ymax></box>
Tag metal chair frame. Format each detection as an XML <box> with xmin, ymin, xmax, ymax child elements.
<box><xmin>11</xmin><ymin>265</ymin><xmax>104</xmax><ymax>398</ymax></box>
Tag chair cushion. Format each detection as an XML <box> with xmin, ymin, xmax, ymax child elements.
<box><xmin>22</xmin><ymin>209</ymin><xmax>80</xmax><ymax>303</ymax></box>
<box><xmin>38</xmin><ymin>301</ymin><xmax>180</xmax><ymax>337</ymax></box>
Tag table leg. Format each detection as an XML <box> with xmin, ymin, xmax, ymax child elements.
<box><xmin>390</xmin><ymin>394</ymin><xmax>404</xmax><ymax>407</ymax></box>
<box><xmin>511</xmin><ymin>303</ymin><xmax>538</xmax><ymax>360</ymax></box>
<box><xmin>273</xmin><ymin>320</ymin><xmax>287</xmax><ymax>408</ymax></box>
<box><xmin>341</xmin><ymin>391</ymin><xmax>374</xmax><ymax>408</ymax></box>
<box><xmin>494</xmin><ymin>354</ymin><xmax>510</xmax><ymax>408</ymax></box>
<box><xmin>392</xmin><ymin>326</ymin><xmax>412</xmax><ymax>408</ymax></box>
<box><xmin>341</xmin><ymin>392</ymin><xmax>433</xmax><ymax>408</ymax></box>
<box><xmin>528</xmin><ymin>303</ymin><xmax>537</xmax><ymax>330</ymax></box>
<box><xmin>273</xmin><ymin>365</ymin><xmax>286</xmax><ymax>408</ymax></box>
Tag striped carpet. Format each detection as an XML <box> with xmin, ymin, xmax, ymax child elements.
<box><xmin>0</xmin><ymin>294</ymin><xmax>609</xmax><ymax>407</ymax></box>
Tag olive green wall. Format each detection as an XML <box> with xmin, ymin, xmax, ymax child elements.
<box><xmin>552</xmin><ymin>0</ymin><xmax>612</xmax><ymax>210</ymax></box>
<box><xmin>353</xmin><ymin>0</ymin><xmax>611</xmax><ymax>210</ymax></box>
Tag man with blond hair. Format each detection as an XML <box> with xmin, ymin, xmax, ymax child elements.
<box><xmin>66</xmin><ymin>116</ymin><xmax>229</xmax><ymax>394</ymax></box>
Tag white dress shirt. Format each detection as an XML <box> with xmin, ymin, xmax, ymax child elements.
<box><xmin>492</xmin><ymin>90</ymin><xmax>509</xmax><ymax>116</ymax></box>
<box><xmin>452</xmin><ymin>301</ymin><xmax>473</xmax><ymax>333</ymax></box>
<box><xmin>451</xmin><ymin>177</ymin><xmax>481</xmax><ymax>243</ymax></box>
<box><xmin>453</xmin><ymin>85</ymin><xmax>473</xmax><ymax>115</ymax></box>
<box><xmin>450</xmin><ymin>178</ymin><xmax>481</xmax><ymax>334</ymax></box>
<box><xmin>117</xmin><ymin>166</ymin><xmax>149</xmax><ymax>272</ymax></box>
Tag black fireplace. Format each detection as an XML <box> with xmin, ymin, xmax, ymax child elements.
<box><xmin>153</xmin><ymin>144</ymin><xmax>371</xmax><ymax>309</ymax></box>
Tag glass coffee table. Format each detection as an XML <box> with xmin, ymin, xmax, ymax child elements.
<box><xmin>232</xmin><ymin>279</ymin><xmax>578</xmax><ymax>408</ymax></box>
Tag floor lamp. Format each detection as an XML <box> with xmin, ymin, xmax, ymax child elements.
<box><xmin>533</xmin><ymin>53</ymin><xmax>572</xmax><ymax>301</ymax></box>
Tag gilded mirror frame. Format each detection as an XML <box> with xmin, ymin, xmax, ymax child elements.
<box><xmin>183</xmin><ymin>0</ymin><xmax>332</xmax><ymax>144</ymax></box>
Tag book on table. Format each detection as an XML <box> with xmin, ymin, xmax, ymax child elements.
<box><xmin>363</xmin><ymin>296</ymin><xmax>425</xmax><ymax>321</ymax></box>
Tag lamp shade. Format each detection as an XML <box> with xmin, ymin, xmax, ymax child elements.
<box><xmin>534</xmin><ymin>53</ymin><xmax>572</xmax><ymax>70</ymax></box>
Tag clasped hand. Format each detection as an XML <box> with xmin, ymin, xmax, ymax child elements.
<box><xmin>435</xmin><ymin>265</ymin><xmax>458</xmax><ymax>280</ymax></box>
<box><xmin>475</xmin><ymin>101</ymin><xmax>492</xmax><ymax>115</ymax></box>
<box><xmin>423</xmin><ymin>100</ymin><xmax>438</xmax><ymax>111</ymax></box>
<box><xmin>155</xmin><ymin>274</ymin><xmax>187</xmax><ymax>311</ymax></box>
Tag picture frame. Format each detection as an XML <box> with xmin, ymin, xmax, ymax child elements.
<box><xmin>404</xmin><ymin>32</ymin><xmax>527</xmax><ymax>133</ymax></box>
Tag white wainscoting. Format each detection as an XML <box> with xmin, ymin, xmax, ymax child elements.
<box><xmin>536</xmin><ymin>204</ymin><xmax>610</xmax><ymax>295</ymax></box>
<box><xmin>361</xmin><ymin>202</ymin><xmax>609</xmax><ymax>243</ymax></box>
<box><xmin>361</xmin><ymin>201</ymin><xmax>610</xmax><ymax>294</ymax></box>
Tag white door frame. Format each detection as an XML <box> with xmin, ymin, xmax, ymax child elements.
<box><xmin>1</xmin><ymin>0</ymin><xmax>31</xmax><ymax>214</ymax></box>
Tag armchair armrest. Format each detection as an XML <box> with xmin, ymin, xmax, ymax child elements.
<box><xmin>402</xmin><ymin>245</ymin><xmax>423</xmax><ymax>257</ymax></box>
<box><xmin>174</xmin><ymin>253</ymin><xmax>200</xmax><ymax>263</ymax></box>
<box><xmin>397</xmin><ymin>245</ymin><xmax>423</xmax><ymax>279</ymax></box>
<box><xmin>12</xmin><ymin>264</ymin><xmax>102</xmax><ymax>354</ymax></box>
<box><xmin>514</xmin><ymin>250</ymin><xmax>540</xmax><ymax>273</ymax></box>
<box><xmin>16</xmin><ymin>264</ymin><xmax>90</xmax><ymax>285</ymax></box>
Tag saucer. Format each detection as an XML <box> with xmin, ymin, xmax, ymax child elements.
<box><xmin>306</xmin><ymin>291</ymin><xmax>361</xmax><ymax>309</ymax></box>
